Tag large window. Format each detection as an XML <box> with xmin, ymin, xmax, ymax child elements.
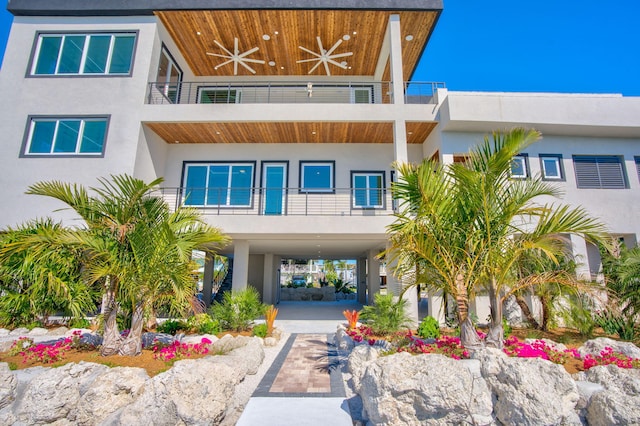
<box><xmin>510</xmin><ymin>154</ymin><xmax>529</xmax><ymax>179</ymax></box>
<box><xmin>299</xmin><ymin>161</ymin><xmax>335</xmax><ymax>193</ymax></box>
<box><xmin>157</xmin><ymin>45</ymin><xmax>182</xmax><ymax>103</ymax></box>
<box><xmin>183</xmin><ymin>162</ymin><xmax>255</xmax><ymax>207</ymax></box>
<box><xmin>23</xmin><ymin>116</ymin><xmax>108</xmax><ymax>156</ymax></box>
<box><xmin>539</xmin><ymin>154</ymin><xmax>564</xmax><ymax>181</ymax></box>
<box><xmin>573</xmin><ymin>155</ymin><xmax>627</xmax><ymax>189</ymax></box>
<box><xmin>352</xmin><ymin>171</ymin><xmax>385</xmax><ymax>208</ymax></box>
<box><xmin>198</xmin><ymin>88</ymin><xmax>241</xmax><ymax>104</ymax></box>
<box><xmin>31</xmin><ymin>33</ymin><xmax>136</xmax><ymax>76</ymax></box>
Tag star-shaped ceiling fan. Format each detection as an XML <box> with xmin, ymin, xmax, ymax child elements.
<box><xmin>206</xmin><ymin>37</ymin><xmax>265</xmax><ymax>75</ymax></box>
<box><xmin>297</xmin><ymin>37</ymin><xmax>353</xmax><ymax>76</ymax></box>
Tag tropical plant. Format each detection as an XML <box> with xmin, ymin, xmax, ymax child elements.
<box><xmin>595</xmin><ymin>308</ymin><xmax>637</xmax><ymax>341</ymax></box>
<box><xmin>560</xmin><ymin>294</ymin><xmax>598</xmax><ymax>338</ymax></box>
<box><xmin>210</xmin><ymin>287</ymin><xmax>265</xmax><ymax>332</ymax></box>
<box><xmin>156</xmin><ymin>319</ymin><xmax>188</xmax><ymax>335</ymax></box>
<box><xmin>387</xmin><ymin>128</ymin><xmax>608</xmax><ymax>348</ymax></box>
<box><xmin>417</xmin><ymin>315</ymin><xmax>441</xmax><ymax>339</ymax></box>
<box><xmin>252</xmin><ymin>323</ymin><xmax>268</xmax><ymax>338</ymax></box>
<box><xmin>360</xmin><ymin>293</ymin><xmax>412</xmax><ymax>335</ymax></box>
<box><xmin>601</xmin><ymin>242</ymin><xmax>640</xmax><ymax>317</ymax></box>
<box><xmin>265</xmin><ymin>305</ymin><xmax>278</xmax><ymax>335</ymax></box>
<box><xmin>3</xmin><ymin>174</ymin><xmax>229</xmax><ymax>356</ymax></box>
<box><xmin>343</xmin><ymin>309</ymin><xmax>360</xmax><ymax>330</ymax></box>
<box><xmin>186</xmin><ymin>313</ymin><xmax>220</xmax><ymax>335</ymax></box>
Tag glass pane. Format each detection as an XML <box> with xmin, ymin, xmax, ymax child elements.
<box><xmin>208</xmin><ymin>165</ymin><xmax>230</xmax><ymax>205</ymax></box>
<box><xmin>303</xmin><ymin>165</ymin><xmax>331</xmax><ymax>190</ymax></box>
<box><xmin>58</xmin><ymin>36</ymin><xmax>85</xmax><ymax>74</ymax></box>
<box><xmin>264</xmin><ymin>166</ymin><xmax>284</xmax><ymax>215</ymax></box>
<box><xmin>184</xmin><ymin>166</ymin><xmax>207</xmax><ymax>206</ymax></box>
<box><xmin>79</xmin><ymin>120</ymin><xmax>107</xmax><ymax>153</ymax></box>
<box><xmin>53</xmin><ymin>120</ymin><xmax>81</xmax><ymax>153</ymax></box>
<box><xmin>109</xmin><ymin>35</ymin><xmax>135</xmax><ymax>74</ymax></box>
<box><xmin>230</xmin><ymin>165</ymin><xmax>252</xmax><ymax>206</ymax></box>
<box><xmin>543</xmin><ymin>158</ymin><xmax>559</xmax><ymax>178</ymax></box>
<box><xmin>28</xmin><ymin>121</ymin><xmax>56</xmax><ymax>153</ymax></box>
<box><xmin>83</xmin><ymin>35</ymin><xmax>111</xmax><ymax>73</ymax></box>
<box><xmin>157</xmin><ymin>52</ymin><xmax>169</xmax><ymax>82</ymax></box>
<box><xmin>368</xmin><ymin>175</ymin><xmax>383</xmax><ymax>206</ymax></box>
<box><xmin>354</xmin><ymin>89</ymin><xmax>370</xmax><ymax>104</ymax></box>
<box><xmin>511</xmin><ymin>157</ymin><xmax>526</xmax><ymax>177</ymax></box>
<box><xmin>34</xmin><ymin>36</ymin><xmax>62</xmax><ymax>75</ymax></box>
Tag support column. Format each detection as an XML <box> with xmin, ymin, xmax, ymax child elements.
<box><xmin>427</xmin><ymin>290</ymin><xmax>446</xmax><ymax>325</ymax></box>
<box><xmin>202</xmin><ymin>252</ymin><xmax>215</xmax><ymax>307</ymax></box>
<box><xmin>357</xmin><ymin>257</ymin><xmax>367</xmax><ymax>304</ymax></box>
<box><xmin>388</xmin><ymin>14</ymin><xmax>405</xmax><ymax>106</ymax></box>
<box><xmin>367</xmin><ymin>249</ymin><xmax>380</xmax><ymax>304</ymax></box>
<box><xmin>263</xmin><ymin>253</ymin><xmax>274</xmax><ymax>304</ymax></box>
<box><xmin>231</xmin><ymin>240</ymin><xmax>250</xmax><ymax>292</ymax></box>
<box><xmin>571</xmin><ymin>234</ymin><xmax>595</xmax><ymax>281</ymax></box>
<box><xmin>386</xmin><ymin>244</ymin><xmax>418</xmax><ymax>325</ymax></box>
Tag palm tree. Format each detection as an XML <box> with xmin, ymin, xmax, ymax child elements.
<box><xmin>22</xmin><ymin>174</ymin><xmax>229</xmax><ymax>355</ymax></box>
<box><xmin>388</xmin><ymin>128</ymin><xmax>608</xmax><ymax>348</ymax></box>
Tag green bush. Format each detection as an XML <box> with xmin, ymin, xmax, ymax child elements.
<box><xmin>417</xmin><ymin>316</ymin><xmax>441</xmax><ymax>339</ymax></box>
<box><xmin>157</xmin><ymin>319</ymin><xmax>188</xmax><ymax>335</ymax></box>
<box><xmin>360</xmin><ymin>293</ymin><xmax>411</xmax><ymax>335</ymax></box>
<box><xmin>252</xmin><ymin>323</ymin><xmax>268</xmax><ymax>338</ymax></box>
<box><xmin>561</xmin><ymin>295</ymin><xmax>597</xmax><ymax>339</ymax></box>
<box><xmin>210</xmin><ymin>287</ymin><xmax>265</xmax><ymax>332</ymax></box>
<box><xmin>502</xmin><ymin>318</ymin><xmax>512</xmax><ymax>337</ymax></box>
<box><xmin>68</xmin><ymin>318</ymin><xmax>91</xmax><ymax>329</ymax></box>
<box><xmin>596</xmin><ymin>309</ymin><xmax>637</xmax><ymax>341</ymax></box>
<box><xmin>186</xmin><ymin>313</ymin><xmax>220</xmax><ymax>335</ymax></box>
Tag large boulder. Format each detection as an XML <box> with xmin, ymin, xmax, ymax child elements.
<box><xmin>357</xmin><ymin>352</ymin><xmax>494</xmax><ymax>425</ymax></box>
<box><xmin>74</xmin><ymin>367</ymin><xmax>148</xmax><ymax>425</ymax></box>
<box><xmin>574</xmin><ymin>364</ymin><xmax>640</xmax><ymax>426</ymax></box>
<box><xmin>15</xmin><ymin>361</ymin><xmax>109</xmax><ymax>425</ymax></box>
<box><xmin>212</xmin><ymin>338</ymin><xmax>264</xmax><ymax>375</ymax></box>
<box><xmin>347</xmin><ymin>344</ymin><xmax>379</xmax><ymax>393</ymax></box>
<box><xmin>211</xmin><ymin>334</ymin><xmax>254</xmax><ymax>354</ymax></box>
<box><xmin>0</xmin><ymin>363</ymin><xmax>16</xmax><ymax>410</ymax></box>
<box><xmin>27</xmin><ymin>327</ymin><xmax>49</xmax><ymax>336</ymax></box>
<box><xmin>476</xmin><ymin>348</ymin><xmax>580</xmax><ymax>426</ymax></box>
<box><xmin>578</xmin><ymin>337</ymin><xmax>640</xmax><ymax>359</ymax></box>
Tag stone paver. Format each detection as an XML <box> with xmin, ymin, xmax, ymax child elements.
<box><xmin>269</xmin><ymin>334</ymin><xmax>331</xmax><ymax>393</ymax></box>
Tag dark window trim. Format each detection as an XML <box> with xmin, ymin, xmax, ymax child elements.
<box><xmin>26</xmin><ymin>30</ymin><xmax>139</xmax><ymax>78</ymax></box>
<box><xmin>350</xmin><ymin>170</ymin><xmax>386</xmax><ymax>210</ymax></box>
<box><xmin>157</xmin><ymin>43</ymin><xmax>183</xmax><ymax>103</ymax></box>
<box><xmin>259</xmin><ymin>161</ymin><xmax>290</xmax><ymax>215</ymax></box>
<box><xmin>196</xmin><ymin>86</ymin><xmax>241</xmax><ymax>104</ymax></box>
<box><xmin>180</xmin><ymin>160</ymin><xmax>257</xmax><ymax>209</ymax></box>
<box><xmin>510</xmin><ymin>153</ymin><xmax>530</xmax><ymax>179</ymax></box>
<box><xmin>635</xmin><ymin>156</ymin><xmax>640</xmax><ymax>184</ymax></box>
<box><xmin>539</xmin><ymin>154</ymin><xmax>565</xmax><ymax>182</ymax></box>
<box><xmin>572</xmin><ymin>155</ymin><xmax>628</xmax><ymax>189</ymax></box>
<box><xmin>298</xmin><ymin>160</ymin><xmax>335</xmax><ymax>194</ymax></box>
<box><xmin>20</xmin><ymin>114</ymin><xmax>110</xmax><ymax>158</ymax></box>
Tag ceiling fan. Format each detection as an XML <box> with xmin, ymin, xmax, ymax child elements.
<box><xmin>297</xmin><ymin>37</ymin><xmax>353</xmax><ymax>76</ymax></box>
<box><xmin>206</xmin><ymin>37</ymin><xmax>265</xmax><ymax>75</ymax></box>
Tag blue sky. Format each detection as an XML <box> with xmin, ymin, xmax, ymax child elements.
<box><xmin>1</xmin><ymin>0</ymin><xmax>639</xmax><ymax>96</ymax></box>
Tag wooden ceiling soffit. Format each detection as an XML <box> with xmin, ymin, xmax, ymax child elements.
<box><xmin>156</xmin><ymin>10</ymin><xmax>438</xmax><ymax>79</ymax></box>
<box><xmin>406</xmin><ymin>121</ymin><xmax>437</xmax><ymax>144</ymax></box>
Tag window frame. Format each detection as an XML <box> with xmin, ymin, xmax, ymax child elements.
<box><xmin>539</xmin><ymin>154</ymin><xmax>565</xmax><ymax>181</ymax></box>
<box><xmin>635</xmin><ymin>156</ymin><xmax>640</xmax><ymax>184</ymax></box>
<box><xmin>181</xmin><ymin>161</ymin><xmax>256</xmax><ymax>208</ymax></box>
<box><xmin>573</xmin><ymin>155</ymin><xmax>628</xmax><ymax>189</ymax></box>
<box><xmin>510</xmin><ymin>154</ymin><xmax>530</xmax><ymax>179</ymax></box>
<box><xmin>299</xmin><ymin>161</ymin><xmax>335</xmax><ymax>194</ymax></box>
<box><xmin>197</xmin><ymin>87</ymin><xmax>242</xmax><ymax>104</ymax></box>
<box><xmin>20</xmin><ymin>115</ymin><xmax>110</xmax><ymax>158</ymax></box>
<box><xmin>351</xmin><ymin>171</ymin><xmax>386</xmax><ymax>209</ymax></box>
<box><xmin>28</xmin><ymin>31</ymin><xmax>138</xmax><ymax>77</ymax></box>
<box><xmin>156</xmin><ymin>44</ymin><xmax>183</xmax><ymax>103</ymax></box>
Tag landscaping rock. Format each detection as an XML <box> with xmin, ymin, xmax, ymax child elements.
<box><xmin>213</xmin><ymin>338</ymin><xmax>264</xmax><ymax>375</ymax></box>
<box><xmin>0</xmin><ymin>363</ymin><xmax>17</xmax><ymax>410</ymax></box>
<box><xmin>212</xmin><ymin>334</ymin><xmax>253</xmax><ymax>354</ymax></box>
<box><xmin>78</xmin><ymin>333</ymin><xmax>103</xmax><ymax>348</ymax></box>
<box><xmin>503</xmin><ymin>295</ymin><xmax>524</xmax><ymax>326</ymax></box>
<box><xmin>27</xmin><ymin>327</ymin><xmax>48</xmax><ymax>336</ymax></box>
<box><xmin>574</xmin><ymin>364</ymin><xmax>640</xmax><ymax>426</ymax></box>
<box><xmin>9</xmin><ymin>327</ymin><xmax>28</xmax><ymax>337</ymax></box>
<box><xmin>15</xmin><ymin>361</ymin><xmax>109</xmax><ymax>425</ymax></box>
<box><xmin>180</xmin><ymin>333</ymin><xmax>218</xmax><ymax>345</ymax></box>
<box><xmin>141</xmin><ymin>332</ymin><xmax>175</xmax><ymax>348</ymax></box>
<box><xmin>357</xmin><ymin>352</ymin><xmax>494</xmax><ymax>425</ymax></box>
<box><xmin>263</xmin><ymin>337</ymin><xmax>277</xmax><ymax>347</ymax></box>
<box><xmin>475</xmin><ymin>348</ymin><xmax>580</xmax><ymax>426</ymax></box>
<box><xmin>348</xmin><ymin>345</ymin><xmax>379</xmax><ymax>394</ymax></box>
<box><xmin>48</xmin><ymin>326</ymin><xmax>69</xmax><ymax>336</ymax></box>
<box><xmin>75</xmin><ymin>367</ymin><xmax>148</xmax><ymax>425</ymax></box>
<box><xmin>0</xmin><ymin>329</ymin><xmax>9</xmax><ymax>336</ymax></box>
<box><xmin>334</xmin><ymin>326</ymin><xmax>355</xmax><ymax>351</ymax></box>
<box><xmin>578</xmin><ymin>337</ymin><xmax>640</xmax><ymax>359</ymax></box>
<box><xmin>574</xmin><ymin>380</ymin><xmax>605</xmax><ymax>423</ymax></box>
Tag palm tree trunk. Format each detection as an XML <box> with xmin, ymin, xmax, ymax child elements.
<box><xmin>100</xmin><ymin>298</ymin><xmax>122</xmax><ymax>356</ymax></box>
<box><xmin>119</xmin><ymin>301</ymin><xmax>144</xmax><ymax>356</ymax></box>
<box><xmin>515</xmin><ymin>295</ymin><xmax>541</xmax><ymax>329</ymax></box>
<box><xmin>486</xmin><ymin>277</ymin><xmax>504</xmax><ymax>349</ymax></box>
<box><xmin>541</xmin><ymin>296</ymin><xmax>552</xmax><ymax>332</ymax></box>
<box><xmin>454</xmin><ymin>272</ymin><xmax>469</xmax><ymax>323</ymax></box>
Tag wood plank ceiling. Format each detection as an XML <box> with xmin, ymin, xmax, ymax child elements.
<box><xmin>156</xmin><ymin>10</ymin><xmax>438</xmax><ymax>79</ymax></box>
<box><xmin>145</xmin><ymin>122</ymin><xmax>437</xmax><ymax>144</ymax></box>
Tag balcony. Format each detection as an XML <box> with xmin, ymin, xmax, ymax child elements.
<box><xmin>154</xmin><ymin>187</ymin><xmax>396</xmax><ymax>217</ymax></box>
<box><xmin>146</xmin><ymin>81</ymin><xmax>444</xmax><ymax>105</ymax></box>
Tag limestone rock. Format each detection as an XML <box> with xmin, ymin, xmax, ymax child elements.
<box><xmin>263</xmin><ymin>337</ymin><xmax>277</xmax><ymax>347</ymax></box>
<box><xmin>211</xmin><ymin>334</ymin><xmax>252</xmax><ymax>354</ymax></box>
<box><xmin>179</xmin><ymin>333</ymin><xmax>218</xmax><ymax>345</ymax></box>
<box><xmin>75</xmin><ymin>367</ymin><xmax>148</xmax><ymax>425</ymax></box>
<box><xmin>0</xmin><ymin>329</ymin><xmax>9</xmax><ymax>336</ymax></box>
<box><xmin>578</xmin><ymin>337</ymin><xmax>640</xmax><ymax>359</ymax></box>
<box><xmin>140</xmin><ymin>332</ymin><xmax>175</xmax><ymax>348</ymax></box>
<box><xmin>358</xmin><ymin>352</ymin><xmax>494</xmax><ymax>425</ymax></box>
<box><xmin>334</xmin><ymin>327</ymin><xmax>355</xmax><ymax>351</ymax></box>
<box><xmin>48</xmin><ymin>326</ymin><xmax>69</xmax><ymax>336</ymax></box>
<box><xmin>27</xmin><ymin>327</ymin><xmax>49</xmax><ymax>336</ymax></box>
<box><xmin>0</xmin><ymin>363</ymin><xmax>17</xmax><ymax>410</ymax></box>
<box><xmin>213</xmin><ymin>338</ymin><xmax>264</xmax><ymax>375</ymax></box>
<box><xmin>16</xmin><ymin>361</ymin><xmax>108</xmax><ymax>425</ymax></box>
<box><xmin>476</xmin><ymin>348</ymin><xmax>580</xmax><ymax>425</ymax></box>
<box><xmin>9</xmin><ymin>327</ymin><xmax>29</xmax><ymax>336</ymax></box>
<box><xmin>347</xmin><ymin>345</ymin><xmax>379</xmax><ymax>393</ymax></box>
<box><xmin>503</xmin><ymin>295</ymin><xmax>524</xmax><ymax>325</ymax></box>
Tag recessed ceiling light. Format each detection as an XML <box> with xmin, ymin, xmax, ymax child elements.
<box><xmin>342</xmin><ymin>34</ymin><xmax>351</xmax><ymax>41</ymax></box>
<box><xmin>268</xmin><ymin>61</ymin><xmax>276</xmax><ymax>66</ymax></box>
<box><xmin>405</xmin><ymin>35</ymin><xmax>414</xmax><ymax>41</ymax></box>
<box><xmin>174</xmin><ymin>140</ymin><xmax>180</xmax><ymax>144</ymax></box>
<box><xmin>348</xmin><ymin>66</ymin><xmax>352</xmax><ymax>70</ymax></box>
<box><xmin>216</xmin><ymin>131</ymin><xmax>221</xmax><ymax>135</ymax></box>
<box><xmin>280</xmin><ymin>66</ymin><xmax>285</xmax><ymax>69</ymax></box>
<box><xmin>262</xmin><ymin>34</ymin><xmax>271</xmax><ymax>41</ymax></box>
<box><xmin>408</xmin><ymin>131</ymin><xmax>413</xmax><ymax>135</ymax></box>
<box><xmin>274</xmin><ymin>31</ymin><xmax>279</xmax><ymax>35</ymax></box>
<box><xmin>353</xmin><ymin>31</ymin><xmax>357</xmax><ymax>35</ymax></box>
<box><xmin>340</xmin><ymin>61</ymin><xmax>347</xmax><ymax>67</ymax></box>
<box><xmin>312</xmin><ymin>131</ymin><xmax>317</xmax><ymax>135</ymax></box>
<box><xmin>196</xmin><ymin>31</ymin><xmax>201</xmax><ymax>36</ymax></box>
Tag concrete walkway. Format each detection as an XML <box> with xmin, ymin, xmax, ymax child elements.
<box><xmin>237</xmin><ymin>301</ymin><xmax>360</xmax><ymax>425</ymax></box>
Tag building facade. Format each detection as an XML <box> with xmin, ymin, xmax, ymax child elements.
<box><xmin>1</xmin><ymin>1</ymin><xmax>639</xmax><ymax>322</ymax></box>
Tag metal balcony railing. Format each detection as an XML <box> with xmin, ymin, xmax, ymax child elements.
<box><xmin>152</xmin><ymin>187</ymin><xmax>396</xmax><ymax>216</ymax></box>
<box><xmin>145</xmin><ymin>81</ymin><xmax>444</xmax><ymax>105</ymax></box>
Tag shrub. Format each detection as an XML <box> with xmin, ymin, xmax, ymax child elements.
<box><xmin>68</xmin><ymin>317</ymin><xmax>91</xmax><ymax>329</ymax></box>
<box><xmin>417</xmin><ymin>316</ymin><xmax>441</xmax><ymax>339</ymax></box>
<box><xmin>595</xmin><ymin>309</ymin><xmax>637</xmax><ymax>341</ymax></box>
<box><xmin>360</xmin><ymin>293</ymin><xmax>411</xmax><ymax>335</ymax></box>
<box><xmin>157</xmin><ymin>319</ymin><xmax>188</xmax><ymax>335</ymax></box>
<box><xmin>210</xmin><ymin>287</ymin><xmax>265</xmax><ymax>332</ymax></box>
<box><xmin>186</xmin><ymin>313</ymin><xmax>220</xmax><ymax>335</ymax></box>
<box><xmin>561</xmin><ymin>296</ymin><xmax>598</xmax><ymax>338</ymax></box>
<box><xmin>502</xmin><ymin>318</ymin><xmax>512</xmax><ymax>337</ymax></box>
<box><xmin>252</xmin><ymin>323</ymin><xmax>268</xmax><ymax>338</ymax></box>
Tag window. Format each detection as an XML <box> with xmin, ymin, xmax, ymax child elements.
<box><xmin>183</xmin><ymin>162</ymin><xmax>255</xmax><ymax>207</ymax></box>
<box><xmin>510</xmin><ymin>154</ymin><xmax>529</xmax><ymax>178</ymax></box>
<box><xmin>299</xmin><ymin>161</ymin><xmax>335</xmax><ymax>193</ymax></box>
<box><xmin>351</xmin><ymin>87</ymin><xmax>372</xmax><ymax>104</ymax></box>
<box><xmin>352</xmin><ymin>171</ymin><xmax>385</xmax><ymax>208</ymax></box>
<box><xmin>635</xmin><ymin>156</ymin><xmax>640</xmax><ymax>183</ymax></box>
<box><xmin>31</xmin><ymin>33</ymin><xmax>136</xmax><ymax>76</ymax></box>
<box><xmin>198</xmin><ymin>88</ymin><xmax>241</xmax><ymax>104</ymax></box>
<box><xmin>157</xmin><ymin>45</ymin><xmax>182</xmax><ymax>103</ymax></box>
<box><xmin>573</xmin><ymin>155</ymin><xmax>627</xmax><ymax>189</ymax></box>
<box><xmin>539</xmin><ymin>154</ymin><xmax>564</xmax><ymax>180</ymax></box>
<box><xmin>23</xmin><ymin>117</ymin><xmax>108</xmax><ymax>156</ymax></box>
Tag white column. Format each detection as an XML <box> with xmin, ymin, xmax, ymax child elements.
<box><xmin>357</xmin><ymin>257</ymin><xmax>367</xmax><ymax>304</ymax></box>
<box><xmin>386</xmin><ymin>243</ymin><xmax>419</xmax><ymax>325</ymax></box>
<box><xmin>202</xmin><ymin>252</ymin><xmax>215</xmax><ymax>307</ymax></box>
<box><xmin>263</xmin><ymin>253</ymin><xmax>274</xmax><ymax>304</ymax></box>
<box><xmin>427</xmin><ymin>290</ymin><xmax>446</xmax><ymax>325</ymax></box>
<box><xmin>367</xmin><ymin>249</ymin><xmax>380</xmax><ymax>304</ymax></box>
<box><xmin>388</xmin><ymin>14</ymin><xmax>405</xmax><ymax>106</ymax></box>
<box><xmin>570</xmin><ymin>234</ymin><xmax>594</xmax><ymax>281</ymax></box>
<box><xmin>231</xmin><ymin>240</ymin><xmax>250</xmax><ymax>292</ymax></box>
